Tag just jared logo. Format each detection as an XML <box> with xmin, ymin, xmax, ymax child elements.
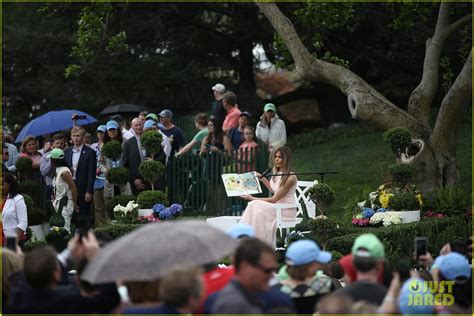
<box><xmin>408</xmin><ymin>279</ymin><xmax>455</xmax><ymax>306</ymax></box>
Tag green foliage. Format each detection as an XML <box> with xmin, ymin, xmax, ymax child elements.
<box><xmin>45</xmin><ymin>227</ymin><xmax>70</xmax><ymax>252</ymax></box>
<box><xmin>387</xmin><ymin>2</ymin><xmax>433</xmax><ymax>31</ymax></box>
<box><xmin>434</xmin><ymin>186</ymin><xmax>470</xmax><ymax>216</ymax></box>
<box><xmin>49</xmin><ymin>196</ymin><xmax>68</xmax><ymax>227</ymax></box>
<box><xmin>388</xmin><ymin>191</ymin><xmax>421</xmax><ymax>211</ymax></box>
<box><xmin>383</xmin><ymin>127</ymin><xmax>412</xmax><ymax>156</ymax></box>
<box><xmin>139</xmin><ymin>160</ymin><xmax>165</xmax><ymax>190</ymax></box>
<box><xmin>101</xmin><ymin>140</ymin><xmax>122</xmax><ymax>160</ymax></box>
<box><xmin>104</xmin><ymin>195</ymin><xmax>135</xmax><ymax>219</ymax></box>
<box><xmin>23</xmin><ymin>239</ymin><xmax>47</xmax><ymax>252</ymax></box>
<box><xmin>95</xmin><ymin>223</ymin><xmax>142</xmax><ymax>240</ymax></box>
<box><xmin>106</xmin><ymin>167</ymin><xmax>130</xmax><ymax>186</ymax></box>
<box><xmin>439</xmin><ymin>57</ymin><xmax>454</xmax><ymax>93</ymax></box>
<box><xmin>309</xmin><ymin>183</ymin><xmax>335</xmax><ymax>215</ymax></box>
<box><xmin>307</xmin><ymin>217</ymin><xmax>341</xmax><ymax>248</ymax></box>
<box><xmin>326</xmin><ymin>217</ymin><xmax>470</xmax><ymax>267</ymax></box>
<box><xmin>23</xmin><ymin>194</ymin><xmax>34</xmax><ymax>210</ymax></box>
<box><xmin>137</xmin><ymin>190</ymin><xmax>168</xmax><ymax>209</ymax></box>
<box><xmin>28</xmin><ymin>207</ymin><xmax>47</xmax><ymax>226</ymax></box>
<box><xmin>388</xmin><ymin>162</ymin><xmax>414</xmax><ymax>186</ymax></box>
<box><xmin>15</xmin><ymin>157</ymin><xmax>33</xmax><ymax>173</ymax></box>
<box><xmin>141</xmin><ymin>130</ymin><xmax>163</xmax><ymax>157</ymax></box>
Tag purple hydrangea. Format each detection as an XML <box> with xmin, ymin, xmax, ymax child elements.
<box><xmin>362</xmin><ymin>207</ymin><xmax>375</xmax><ymax>219</ymax></box>
<box><xmin>158</xmin><ymin>208</ymin><xmax>173</xmax><ymax>220</ymax></box>
<box><xmin>169</xmin><ymin>203</ymin><xmax>183</xmax><ymax>216</ymax></box>
<box><xmin>152</xmin><ymin>204</ymin><xmax>166</xmax><ymax>214</ymax></box>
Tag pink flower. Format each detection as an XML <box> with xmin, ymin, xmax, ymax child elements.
<box><xmin>138</xmin><ymin>215</ymin><xmax>161</xmax><ymax>223</ymax></box>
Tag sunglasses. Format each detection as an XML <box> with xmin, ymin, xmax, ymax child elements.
<box><xmin>252</xmin><ymin>263</ymin><xmax>278</xmax><ymax>275</ymax></box>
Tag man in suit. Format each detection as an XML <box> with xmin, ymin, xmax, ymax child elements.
<box><xmin>64</xmin><ymin>126</ymin><xmax>96</xmax><ymax>223</ymax></box>
<box><xmin>122</xmin><ymin>117</ymin><xmax>166</xmax><ymax>195</ymax></box>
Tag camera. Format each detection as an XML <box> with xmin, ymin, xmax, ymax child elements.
<box><xmin>72</xmin><ymin>114</ymin><xmax>87</xmax><ymax>120</ymax></box>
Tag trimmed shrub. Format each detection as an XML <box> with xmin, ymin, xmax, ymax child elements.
<box><xmin>308</xmin><ymin>183</ymin><xmax>335</xmax><ymax>215</ymax></box>
<box><xmin>23</xmin><ymin>194</ymin><xmax>34</xmax><ymax>210</ymax></box>
<box><xmin>23</xmin><ymin>240</ymin><xmax>47</xmax><ymax>252</ymax></box>
<box><xmin>104</xmin><ymin>195</ymin><xmax>136</xmax><ymax>219</ymax></box>
<box><xmin>388</xmin><ymin>162</ymin><xmax>414</xmax><ymax>186</ymax></box>
<box><xmin>139</xmin><ymin>160</ymin><xmax>165</xmax><ymax>191</ymax></box>
<box><xmin>388</xmin><ymin>192</ymin><xmax>420</xmax><ymax>211</ymax></box>
<box><xmin>325</xmin><ymin>217</ymin><xmax>470</xmax><ymax>267</ymax></box>
<box><xmin>95</xmin><ymin>223</ymin><xmax>143</xmax><ymax>239</ymax></box>
<box><xmin>28</xmin><ymin>207</ymin><xmax>47</xmax><ymax>226</ymax></box>
<box><xmin>307</xmin><ymin>217</ymin><xmax>343</xmax><ymax>248</ymax></box>
<box><xmin>101</xmin><ymin>140</ymin><xmax>122</xmax><ymax>160</ymax></box>
<box><xmin>106</xmin><ymin>167</ymin><xmax>130</xmax><ymax>186</ymax></box>
<box><xmin>141</xmin><ymin>130</ymin><xmax>163</xmax><ymax>157</ymax></box>
<box><xmin>18</xmin><ymin>180</ymin><xmax>40</xmax><ymax>203</ymax></box>
<box><xmin>137</xmin><ymin>190</ymin><xmax>168</xmax><ymax>209</ymax></box>
<box><xmin>383</xmin><ymin>127</ymin><xmax>412</xmax><ymax>156</ymax></box>
<box><xmin>15</xmin><ymin>157</ymin><xmax>33</xmax><ymax>173</ymax></box>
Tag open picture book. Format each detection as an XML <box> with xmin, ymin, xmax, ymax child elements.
<box><xmin>221</xmin><ymin>172</ymin><xmax>263</xmax><ymax>197</ymax></box>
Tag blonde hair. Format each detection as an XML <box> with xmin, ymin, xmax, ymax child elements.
<box><xmin>20</xmin><ymin>135</ymin><xmax>39</xmax><ymax>154</ymax></box>
<box><xmin>2</xmin><ymin>248</ymin><xmax>24</xmax><ymax>304</ymax></box>
<box><xmin>272</xmin><ymin>146</ymin><xmax>294</xmax><ymax>187</ymax></box>
<box><xmin>70</xmin><ymin>126</ymin><xmax>86</xmax><ymax>136</ymax></box>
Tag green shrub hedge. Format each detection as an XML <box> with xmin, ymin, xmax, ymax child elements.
<box><xmin>95</xmin><ymin>223</ymin><xmax>143</xmax><ymax>239</ymax></box>
<box><xmin>324</xmin><ymin>217</ymin><xmax>471</xmax><ymax>267</ymax></box>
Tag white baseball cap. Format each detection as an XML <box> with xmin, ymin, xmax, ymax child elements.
<box><xmin>212</xmin><ymin>83</ymin><xmax>226</xmax><ymax>93</ymax></box>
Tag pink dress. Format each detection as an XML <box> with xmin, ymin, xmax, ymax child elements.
<box><xmin>240</xmin><ymin>175</ymin><xmax>297</xmax><ymax>247</ymax></box>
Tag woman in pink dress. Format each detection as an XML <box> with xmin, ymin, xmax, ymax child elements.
<box><xmin>240</xmin><ymin>146</ymin><xmax>297</xmax><ymax>247</ymax></box>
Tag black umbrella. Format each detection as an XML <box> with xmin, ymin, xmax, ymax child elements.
<box><xmin>99</xmin><ymin>104</ymin><xmax>146</xmax><ymax>116</ymax></box>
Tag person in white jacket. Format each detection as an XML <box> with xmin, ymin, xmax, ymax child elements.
<box><xmin>256</xmin><ymin>103</ymin><xmax>287</xmax><ymax>152</ymax></box>
<box><xmin>2</xmin><ymin>173</ymin><xmax>28</xmax><ymax>245</ymax></box>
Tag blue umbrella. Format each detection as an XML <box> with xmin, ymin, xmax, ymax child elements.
<box><xmin>15</xmin><ymin>109</ymin><xmax>98</xmax><ymax>143</ymax></box>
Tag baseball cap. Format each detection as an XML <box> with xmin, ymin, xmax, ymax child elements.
<box><xmin>106</xmin><ymin>120</ymin><xmax>119</xmax><ymax>130</ymax></box>
<box><xmin>49</xmin><ymin>148</ymin><xmax>64</xmax><ymax>160</ymax></box>
<box><xmin>338</xmin><ymin>254</ymin><xmax>357</xmax><ymax>283</ymax></box>
<box><xmin>227</xmin><ymin>223</ymin><xmax>256</xmax><ymax>240</ymax></box>
<box><xmin>144</xmin><ymin>120</ymin><xmax>157</xmax><ymax>129</ymax></box>
<box><xmin>146</xmin><ymin>113</ymin><xmax>159</xmax><ymax>121</ymax></box>
<box><xmin>285</xmin><ymin>239</ymin><xmax>332</xmax><ymax>266</ymax></box>
<box><xmin>212</xmin><ymin>83</ymin><xmax>226</xmax><ymax>93</ymax></box>
<box><xmin>351</xmin><ymin>233</ymin><xmax>385</xmax><ymax>259</ymax></box>
<box><xmin>398</xmin><ymin>278</ymin><xmax>434</xmax><ymax>315</ymax></box>
<box><xmin>436</xmin><ymin>252</ymin><xmax>471</xmax><ymax>280</ymax></box>
<box><xmin>240</xmin><ymin>111</ymin><xmax>251</xmax><ymax>118</ymax></box>
<box><xmin>263</xmin><ymin>103</ymin><xmax>277</xmax><ymax>112</ymax></box>
<box><xmin>159</xmin><ymin>109</ymin><xmax>173</xmax><ymax>118</ymax></box>
<box><xmin>96</xmin><ymin>125</ymin><xmax>107</xmax><ymax>133</ymax></box>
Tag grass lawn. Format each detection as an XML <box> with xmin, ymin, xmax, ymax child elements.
<box><xmin>292</xmin><ymin>122</ymin><xmax>472</xmax><ymax>218</ymax></box>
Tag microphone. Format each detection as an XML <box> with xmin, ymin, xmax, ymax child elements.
<box><xmin>259</xmin><ymin>168</ymin><xmax>271</xmax><ymax>179</ymax></box>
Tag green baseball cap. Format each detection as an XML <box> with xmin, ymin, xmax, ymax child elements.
<box><xmin>351</xmin><ymin>233</ymin><xmax>385</xmax><ymax>259</ymax></box>
<box><xmin>263</xmin><ymin>103</ymin><xmax>277</xmax><ymax>112</ymax></box>
<box><xmin>49</xmin><ymin>148</ymin><xmax>64</xmax><ymax>160</ymax></box>
<box><xmin>146</xmin><ymin>113</ymin><xmax>159</xmax><ymax>121</ymax></box>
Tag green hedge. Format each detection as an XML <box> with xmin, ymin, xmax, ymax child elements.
<box><xmin>324</xmin><ymin>217</ymin><xmax>471</xmax><ymax>267</ymax></box>
<box><xmin>94</xmin><ymin>223</ymin><xmax>143</xmax><ymax>239</ymax></box>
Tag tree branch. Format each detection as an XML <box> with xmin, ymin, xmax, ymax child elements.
<box><xmin>432</xmin><ymin>50</ymin><xmax>472</xmax><ymax>156</ymax></box>
<box><xmin>444</xmin><ymin>13</ymin><xmax>472</xmax><ymax>39</ymax></box>
<box><xmin>407</xmin><ymin>2</ymin><xmax>450</xmax><ymax>125</ymax></box>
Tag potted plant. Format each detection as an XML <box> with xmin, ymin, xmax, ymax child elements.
<box><xmin>101</xmin><ymin>140</ymin><xmax>122</xmax><ymax>161</ymax></box>
<box><xmin>106</xmin><ymin>166</ymin><xmax>130</xmax><ymax>194</ymax></box>
<box><xmin>141</xmin><ymin>130</ymin><xmax>163</xmax><ymax>158</ymax></box>
<box><xmin>15</xmin><ymin>157</ymin><xmax>33</xmax><ymax>180</ymax></box>
<box><xmin>308</xmin><ymin>183</ymin><xmax>335</xmax><ymax>216</ymax></box>
<box><xmin>137</xmin><ymin>190</ymin><xmax>169</xmax><ymax>216</ymax></box>
<box><xmin>139</xmin><ymin>160</ymin><xmax>165</xmax><ymax>191</ymax></box>
<box><xmin>383</xmin><ymin>127</ymin><xmax>412</xmax><ymax>158</ymax></box>
<box><xmin>45</xmin><ymin>196</ymin><xmax>72</xmax><ymax>252</ymax></box>
<box><xmin>24</xmin><ymin>194</ymin><xmax>46</xmax><ymax>240</ymax></box>
<box><xmin>113</xmin><ymin>200</ymin><xmax>140</xmax><ymax>224</ymax></box>
<box><xmin>104</xmin><ymin>195</ymin><xmax>136</xmax><ymax>220</ymax></box>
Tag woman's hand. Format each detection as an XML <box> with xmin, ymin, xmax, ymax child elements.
<box><xmin>240</xmin><ymin>195</ymin><xmax>254</xmax><ymax>201</ymax></box>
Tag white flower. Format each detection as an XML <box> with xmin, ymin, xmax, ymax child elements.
<box><xmin>370</xmin><ymin>212</ymin><xmax>402</xmax><ymax>226</ymax></box>
<box><xmin>315</xmin><ymin>215</ymin><xmax>327</xmax><ymax>220</ymax></box>
<box><xmin>114</xmin><ymin>200</ymin><xmax>138</xmax><ymax>215</ymax></box>
<box><xmin>370</xmin><ymin>212</ymin><xmax>384</xmax><ymax>225</ymax></box>
<box><xmin>357</xmin><ymin>201</ymin><xmax>366</xmax><ymax>210</ymax></box>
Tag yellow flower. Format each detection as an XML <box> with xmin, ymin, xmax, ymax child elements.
<box><xmin>416</xmin><ymin>193</ymin><xmax>423</xmax><ymax>207</ymax></box>
<box><xmin>379</xmin><ymin>193</ymin><xmax>393</xmax><ymax>209</ymax></box>
<box><xmin>54</xmin><ymin>227</ymin><xmax>60</xmax><ymax>232</ymax></box>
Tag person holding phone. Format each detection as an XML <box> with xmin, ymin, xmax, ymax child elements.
<box><xmin>2</xmin><ymin>173</ymin><xmax>28</xmax><ymax>247</ymax></box>
<box><xmin>200</xmin><ymin>117</ymin><xmax>232</xmax><ymax>156</ymax></box>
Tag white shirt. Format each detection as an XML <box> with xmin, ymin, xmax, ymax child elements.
<box><xmin>122</xmin><ymin>128</ymin><xmax>134</xmax><ymax>141</ymax></box>
<box><xmin>159</xmin><ymin>131</ymin><xmax>172</xmax><ymax>158</ymax></box>
<box><xmin>72</xmin><ymin>145</ymin><xmax>84</xmax><ymax>179</ymax></box>
<box><xmin>135</xmin><ymin>136</ymin><xmax>145</xmax><ymax>162</ymax></box>
<box><xmin>256</xmin><ymin>114</ymin><xmax>287</xmax><ymax>150</ymax></box>
<box><xmin>2</xmin><ymin>194</ymin><xmax>28</xmax><ymax>234</ymax></box>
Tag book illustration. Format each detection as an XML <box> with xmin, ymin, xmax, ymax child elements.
<box><xmin>221</xmin><ymin>172</ymin><xmax>262</xmax><ymax>197</ymax></box>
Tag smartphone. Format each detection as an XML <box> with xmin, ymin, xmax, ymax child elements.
<box><xmin>76</xmin><ymin>216</ymin><xmax>91</xmax><ymax>240</ymax></box>
<box><xmin>415</xmin><ymin>237</ymin><xmax>427</xmax><ymax>258</ymax></box>
<box><xmin>6</xmin><ymin>236</ymin><xmax>17</xmax><ymax>251</ymax></box>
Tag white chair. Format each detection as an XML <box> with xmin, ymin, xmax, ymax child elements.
<box><xmin>274</xmin><ymin>180</ymin><xmax>318</xmax><ymax>237</ymax></box>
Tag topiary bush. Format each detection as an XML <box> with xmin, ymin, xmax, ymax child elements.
<box><xmin>28</xmin><ymin>207</ymin><xmax>47</xmax><ymax>226</ymax></box>
<box><xmin>383</xmin><ymin>127</ymin><xmax>412</xmax><ymax>156</ymax></box>
<box><xmin>137</xmin><ymin>190</ymin><xmax>169</xmax><ymax>209</ymax></box>
<box><xmin>308</xmin><ymin>217</ymin><xmax>342</xmax><ymax>248</ymax></box>
<box><xmin>18</xmin><ymin>180</ymin><xmax>40</xmax><ymax>204</ymax></box>
<box><xmin>95</xmin><ymin>223</ymin><xmax>143</xmax><ymax>240</ymax></box>
<box><xmin>139</xmin><ymin>160</ymin><xmax>165</xmax><ymax>191</ymax></box>
<box><xmin>23</xmin><ymin>194</ymin><xmax>34</xmax><ymax>211</ymax></box>
<box><xmin>104</xmin><ymin>195</ymin><xmax>136</xmax><ymax>219</ymax></box>
<box><xmin>101</xmin><ymin>140</ymin><xmax>122</xmax><ymax>160</ymax></box>
<box><xmin>23</xmin><ymin>240</ymin><xmax>47</xmax><ymax>252</ymax></box>
<box><xmin>15</xmin><ymin>157</ymin><xmax>33</xmax><ymax>173</ymax></box>
<box><xmin>141</xmin><ymin>130</ymin><xmax>163</xmax><ymax>157</ymax></box>
<box><xmin>308</xmin><ymin>183</ymin><xmax>335</xmax><ymax>215</ymax></box>
<box><xmin>106</xmin><ymin>167</ymin><xmax>130</xmax><ymax>186</ymax></box>
<box><xmin>388</xmin><ymin>191</ymin><xmax>421</xmax><ymax>211</ymax></box>
<box><xmin>388</xmin><ymin>162</ymin><xmax>414</xmax><ymax>186</ymax></box>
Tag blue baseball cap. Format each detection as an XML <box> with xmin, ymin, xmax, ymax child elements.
<box><xmin>436</xmin><ymin>252</ymin><xmax>471</xmax><ymax>280</ymax></box>
<box><xmin>106</xmin><ymin>120</ymin><xmax>119</xmax><ymax>130</ymax></box>
<box><xmin>398</xmin><ymin>278</ymin><xmax>434</xmax><ymax>315</ymax></box>
<box><xmin>240</xmin><ymin>111</ymin><xmax>251</xmax><ymax>118</ymax></box>
<box><xmin>159</xmin><ymin>109</ymin><xmax>173</xmax><ymax>118</ymax></box>
<box><xmin>144</xmin><ymin>120</ymin><xmax>157</xmax><ymax>129</ymax></box>
<box><xmin>285</xmin><ymin>239</ymin><xmax>332</xmax><ymax>266</ymax></box>
<box><xmin>96</xmin><ymin>125</ymin><xmax>107</xmax><ymax>133</ymax></box>
<box><xmin>227</xmin><ymin>223</ymin><xmax>255</xmax><ymax>240</ymax></box>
